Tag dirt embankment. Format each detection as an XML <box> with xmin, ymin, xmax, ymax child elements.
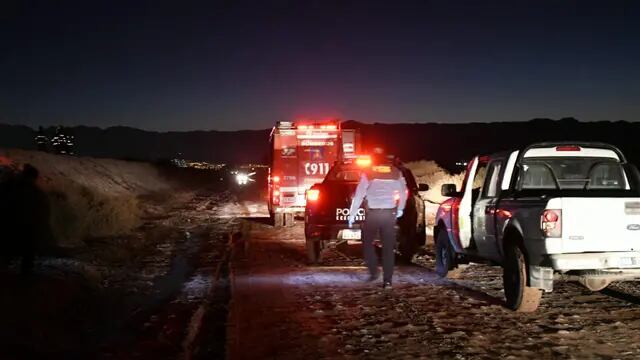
<box><xmin>1</xmin><ymin>149</ymin><xmax>179</xmax><ymax>247</ymax></box>
<box><xmin>404</xmin><ymin>160</ymin><xmax>464</xmax><ymax>234</ymax></box>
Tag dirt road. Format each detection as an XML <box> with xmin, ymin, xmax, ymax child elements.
<box><xmin>227</xmin><ymin>219</ymin><xmax>640</xmax><ymax>359</ymax></box>
<box><xmin>4</xmin><ymin>192</ymin><xmax>640</xmax><ymax>359</ymax></box>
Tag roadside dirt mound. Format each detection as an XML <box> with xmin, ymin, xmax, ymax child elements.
<box><xmin>404</xmin><ymin>160</ymin><xmax>465</xmax><ymax>234</ymax></box>
<box><xmin>404</xmin><ymin>160</ymin><xmax>464</xmax><ymax>203</ymax></box>
<box><xmin>1</xmin><ymin>149</ymin><xmax>174</xmax><ymax>247</ymax></box>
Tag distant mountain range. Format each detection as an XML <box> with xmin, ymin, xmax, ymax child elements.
<box><xmin>1</xmin><ymin>118</ymin><xmax>639</xmax><ymax>168</ymax></box>
<box><xmin>0</xmin><ymin>124</ymin><xmax>270</xmax><ymax>165</ymax></box>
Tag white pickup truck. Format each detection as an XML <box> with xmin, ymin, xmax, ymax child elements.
<box><xmin>435</xmin><ymin>142</ymin><xmax>640</xmax><ymax>312</ymax></box>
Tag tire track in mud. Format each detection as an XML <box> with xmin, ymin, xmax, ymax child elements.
<box><xmin>181</xmin><ymin>232</ymin><xmax>233</xmax><ymax>360</ymax></box>
<box><xmin>94</xmin><ymin>192</ymin><xmax>243</xmax><ymax>360</ymax></box>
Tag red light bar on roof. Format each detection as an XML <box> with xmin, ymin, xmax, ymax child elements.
<box><xmin>298</xmin><ymin>123</ymin><xmax>338</xmax><ymax>130</ymax></box>
<box><xmin>556</xmin><ymin>145</ymin><xmax>582</xmax><ymax>152</ymax></box>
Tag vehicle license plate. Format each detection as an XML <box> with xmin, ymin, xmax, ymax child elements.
<box><xmin>341</xmin><ymin>229</ymin><xmax>361</xmax><ymax>240</ymax></box>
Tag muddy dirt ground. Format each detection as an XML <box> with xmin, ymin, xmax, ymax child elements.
<box><xmin>228</xmin><ymin>220</ymin><xmax>640</xmax><ymax>360</ymax></box>
<box><xmin>4</xmin><ymin>189</ymin><xmax>640</xmax><ymax>359</ymax></box>
<box><xmin>0</xmin><ymin>190</ymin><xmax>256</xmax><ymax>360</ymax></box>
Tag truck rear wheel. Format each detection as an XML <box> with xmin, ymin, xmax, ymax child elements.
<box><xmin>305</xmin><ymin>237</ymin><xmax>322</xmax><ymax>265</ymax></box>
<box><xmin>435</xmin><ymin>230</ymin><xmax>459</xmax><ymax>278</ymax></box>
<box><xmin>503</xmin><ymin>244</ymin><xmax>542</xmax><ymax>312</ymax></box>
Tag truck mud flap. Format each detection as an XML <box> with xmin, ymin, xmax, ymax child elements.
<box><xmin>529</xmin><ymin>265</ymin><xmax>554</xmax><ymax>292</ymax></box>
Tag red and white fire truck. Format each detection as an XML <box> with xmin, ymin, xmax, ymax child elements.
<box><xmin>268</xmin><ymin>121</ymin><xmax>360</xmax><ymax>227</ymax></box>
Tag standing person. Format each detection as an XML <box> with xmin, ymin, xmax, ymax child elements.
<box><xmin>347</xmin><ymin>148</ymin><xmax>408</xmax><ymax>289</ymax></box>
<box><xmin>5</xmin><ymin>164</ymin><xmax>52</xmax><ymax>274</ymax></box>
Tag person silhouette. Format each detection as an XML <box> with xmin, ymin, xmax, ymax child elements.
<box><xmin>1</xmin><ymin>164</ymin><xmax>52</xmax><ymax>274</ymax></box>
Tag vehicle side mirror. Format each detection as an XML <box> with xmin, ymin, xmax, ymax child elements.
<box><xmin>441</xmin><ymin>183</ymin><xmax>459</xmax><ymax>197</ymax></box>
<box><xmin>418</xmin><ymin>183</ymin><xmax>430</xmax><ymax>192</ymax></box>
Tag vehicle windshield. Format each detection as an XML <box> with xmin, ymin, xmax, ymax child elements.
<box><xmin>518</xmin><ymin>157</ymin><xmax>629</xmax><ymax>190</ymax></box>
<box><xmin>323</xmin><ymin>164</ymin><xmax>362</xmax><ymax>182</ymax></box>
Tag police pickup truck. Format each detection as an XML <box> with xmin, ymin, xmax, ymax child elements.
<box><xmin>304</xmin><ymin>156</ymin><xmax>429</xmax><ymax>264</ymax></box>
<box><xmin>435</xmin><ymin>142</ymin><xmax>640</xmax><ymax>312</ymax></box>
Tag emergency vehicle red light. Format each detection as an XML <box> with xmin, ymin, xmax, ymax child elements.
<box><xmin>306</xmin><ymin>189</ymin><xmax>320</xmax><ymax>201</ymax></box>
<box><xmin>274</xmin><ymin>190</ymin><xmax>280</xmax><ymax>196</ymax></box>
<box><xmin>298</xmin><ymin>125</ymin><xmax>307</xmax><ymax>130</ymax></box>
<box><xmin>355</xmin><ymin>156</ymin><xmax>371</xmax><ymax>167</ymax></box>
<box><xmin>326</xmin><ymin>124</ymin><xmax>337</xmax><ymax>130</ymax></box>
<box><xmin>272</xmin><ymin>176</ymin><xmax>280</xmax><ymax>183</ymax></box>
<box><xmin>556</xmin><ymin>145</ymin><xmax>581</xmax><ymax>151</ymax></box>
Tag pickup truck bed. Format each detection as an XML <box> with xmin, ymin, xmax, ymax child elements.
<box><xmin>435</xmin><ymin>142</ymin><xmax>640</xmax><ymax>312</ymax></box>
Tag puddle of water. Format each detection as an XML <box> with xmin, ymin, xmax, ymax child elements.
<box><xmin>235</xmin><ymin>267</ymin><xmax>441</xmax><ymax>287</ymax></box>
<box><xmin>151</xmin><ymin>232</ymin><xmax>201</xmax><ymax>302</ymax></box>
<box><xmin>181</xmin><ymin>273</ymin><xmax>212</xmax><ymax>300</ymax></box>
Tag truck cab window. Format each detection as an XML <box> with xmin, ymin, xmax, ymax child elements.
<box><xmin>519</xmin><ymin>158</ymin><xmax>629</xmax><ymax>190</ymax></box>
<box><xmin>483</xmin><ymin>162</ymin><xmax>503</xmax><ymax>197</ymax></box>
<box><xmin>587</xmin><ymin>163</ymin><xmax>627</xmax><ymax>190</ymax></box>
<box><xmin>471</xmin><ymin>163</ymin><xmax>488</xmax><ymax>202</ymax></box>
<box><xmin>324</xmin><ymin>165</ymin><xmax>361</xmax><ymax>182</ymax></box>
<box><xmin>520</xmin><ymin>163</ymin><xmax>557</xmax><ymax>189</ymax></box>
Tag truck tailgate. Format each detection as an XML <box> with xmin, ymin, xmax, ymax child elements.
<box><xmin>559</xmin><ymin>198</ymin><xmax>640</xmax><ymax>253</ymax></box>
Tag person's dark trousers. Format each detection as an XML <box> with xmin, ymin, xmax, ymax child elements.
<box><xmin>20</xmin><ymin>240</ymin><xmax>35</xmax><ymax>275</ymax></box>
<box><xmin>361</xmin><ymin>208</ymin><xmax>397</xmax><ymax>282</ymax></box>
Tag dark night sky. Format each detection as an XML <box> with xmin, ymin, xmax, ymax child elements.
<box><xmin>1</xmin><ymin>0</ymin><xmax>639</xmax><ymax>131</ymax></box>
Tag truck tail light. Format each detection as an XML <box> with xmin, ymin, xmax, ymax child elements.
<box><xmin>306</xmin><ymin>189</ymin><xmax>320</xmax><ymax>202</ymax></box>
<box><xmin>272</xmin><ymin>175</ymin><xmax>280</xmax><ymax>183</ymax></box>
<box><xmin>541</xmin><ymin>209</ymin><xmax>562</xmax><ymax>237</ymax></box>
<box><xmin>272</xmin><ymin>187</ymin><xmax>281</xmax><ymax>205</ymax></box>
<box><xmin>556</xmin><ymin>145</ymin><xmax>581</xmax><ymax>152</ymax></box>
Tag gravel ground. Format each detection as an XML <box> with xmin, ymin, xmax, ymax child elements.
<box><xmin>228</xmin><ymin>220</ymin><xmax>640</xmax><ymax>360</ymax></box>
